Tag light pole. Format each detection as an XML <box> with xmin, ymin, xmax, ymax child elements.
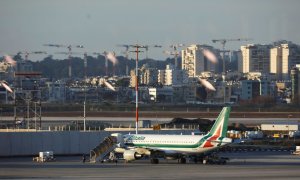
<box><xmin>0</xmin><ymin>108</ymin><xmax>2</xmax><ymax>123</ymax></box>
<box><xmin>129</xmin><ymin>44</ymin><xmax>145</xmax><ymax>134</ymax></box>
<box><xmin>288</xmin><ymin>114</ymin><xmax>292</xmax><ymax>140</ymax></box>
<box><xmin>26</xmin><ymin>96</ymin><xmax>31</xmax><ymax>129</ymax></box>
<box><xmin>83</xmin><ymin>53</ymin><xmax>87</xmax><ymax>132</ymax></box>
<box><xmin>83</xmin><ymin>101</ymin><xmax>86</xmax><ymax>131</ymax></box>
<box><xmin>34</xmin><ymin>102</ymin><xmax>36</xmax><ymax>130</ymax></box>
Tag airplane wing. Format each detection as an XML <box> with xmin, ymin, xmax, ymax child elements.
<box><xmin>132</xmin><ymin>146</ymin><xmax>179</xmax><ymax>157</ymax></box>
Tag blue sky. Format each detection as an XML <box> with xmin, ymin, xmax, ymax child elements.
<box><xmin>0</xmin><ymin>0</ymin><xmax>299</xmax><ymax>60</ymax></box>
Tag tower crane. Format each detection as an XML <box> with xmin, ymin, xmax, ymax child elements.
<box><xmin>212</xmin><ymin>38</ymin><xmax>252</xmax><ymax>74</ymax></box>
<box><xmin>44</xmin><ymin>44</ymin><xmax>84</xmax><ymax>78</ymax></box>
<box><xmin>17</xmin><ymin>51</ymin><xmax>47</xmax><ymax>61</ymax></box>
<box><xmin>56</xmin><ymin>51</ymin><xmax>88</xmax><ymax>76</ymax></box>
<box><xmin>212</xmin><ymin>38</ymin><xmax>252</xmax><ymax>104</ymax></box>
<box><xmin>143</xmin><ymin>45</ymin><xmax>162</xmax><ymax>60</ymax></box>
<box><xmin>163</xmin><ymin>44</ymin><xmax>184</xmax><ymax>69</ymax></box>
<box><xmin>212</xmin><ymin>38</ymin><xmax>252</xmax><ymax>51</ymax></box>
<box><xmin>117</xmin><ymin>44</ymin><xmax>130</xmax><ymax>76</ymax></box>
<box><xmin>93</xmin><ymin>51</ymin><xmax>118</xmax><ymax>76</ymax></box>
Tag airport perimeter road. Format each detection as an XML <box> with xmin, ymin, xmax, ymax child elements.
<box><xmin>1</xmin><ymin>152</ymin><xmax>300</xmax><ymax>179</ymax></box>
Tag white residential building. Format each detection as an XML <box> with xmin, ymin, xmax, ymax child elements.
<box><xmin>181</xmin><ymin>44</ymin><xmax>216</xmax><ymax>77</ymax></box>
<box><xmin>130</xmin><ymin>65</ymin><xmax>158</xmax><ymax>87</ymax></box>
<box><xmin>240</xmin><ymin>44</ymin><xmax>272</xmax><ymax>74</ymax></box>
<box><xmin>158</xmin><ymin>64</ymin><xmax>188</xmax><ymax>86</ymax></box>
<box><xmin>270</xmin><ymin>43</ymin><xmax>300</xmax><ymax>80</ymax></box>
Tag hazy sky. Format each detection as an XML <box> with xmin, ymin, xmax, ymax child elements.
<box><xmin>0</xmin><ymin>0</ymin><xmax>299</xmax><ymax>60</ymax></box>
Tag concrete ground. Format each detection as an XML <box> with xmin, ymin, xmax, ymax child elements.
<box><xmin>1</xmin><ymin>152</ymin><xmax>300</xmax><ymax>179</ymax></box>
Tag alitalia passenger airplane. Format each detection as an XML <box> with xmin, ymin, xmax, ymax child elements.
<box><xmin>112</xmin><ymin>107</ymin><xmax>232</xmax><ymax>164</ymax></box>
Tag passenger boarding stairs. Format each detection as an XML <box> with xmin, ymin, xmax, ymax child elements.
<box><xmin>90</xmin><ymin>133</ymin><xmax>123</xmax><ymax>163</ymax></box>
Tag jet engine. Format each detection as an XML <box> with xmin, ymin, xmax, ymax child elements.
<box><xmin>123</xmin><ymin>150</ymin><xmax>142</xmax><ymax>162</ymax></box>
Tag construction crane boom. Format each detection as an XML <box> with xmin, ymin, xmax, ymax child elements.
<box><xmin>117</xmin><ymin>44</ymin><xmax>131</xmax><ymax>76</ymax></box>
<box><xmin>212</xmin><ymin>38</ymin><xmax>252</xmax><ymax>50</ymax></box>
<box><xmin>212</xmin><ymin>38</ymin><xmax>252</xmax><ymax>73</ymax></box>
<box><xmin>44</xmin><ymin>44</ymin><xmax>84</xmax><ymax>78</ymax></box>
<box><xmin>142</xmin><ymin>45</ymin><xmax>162</xmax><ymax>59</ymax></box>
<box><xmin>212</xmin><ymin>38</ymin><xmax>252</xmax><ymax>104</ymax></box>
<box><xmin>163</xmin><ymin>44</ymin><xmax>184</xmax><ymax>69</ymax></box>
<box><xmin>17</xmin><ymin>51</ymin><xmax>47</xmax><ymax>61</ymax></box>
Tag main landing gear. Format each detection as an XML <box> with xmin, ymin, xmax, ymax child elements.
<box><xmin>179</xmin><ymin>157</ymin><xmax>186</xmax><ymax>164</ymax></box>
<box><xmin>150</xmin><ymin>158</ymin><xmax>159</xmax><ymax>164</ymax></box>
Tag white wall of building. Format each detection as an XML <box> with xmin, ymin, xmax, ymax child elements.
<box><xmin>182</xmin><ymin>44</ymin><xmax>215</xmax><ymax>77</ymax></box>
<box><xmin>240</xmin><ymin>44</ymin><xmax>271</xmax><ymax>74</ymax></box>
<box><xmin>270</xmin><ymin>43</ymin><xmax>300</xmax><ymax>80</ymax></box>
<box><xmin>158</xmin><ymin>65</ymin><xmax>188</xmax><ymax>86</ymax></box>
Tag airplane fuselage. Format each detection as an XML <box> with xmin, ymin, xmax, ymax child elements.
<box><xmin>123</xmin><ymin>134</ymin><xmax>231</xmax><ymax>154</ymax></box>
<box><xmin>111</xmin><ymin>107</ymin><xmax>232</xmax><ymax>163</ymax></box>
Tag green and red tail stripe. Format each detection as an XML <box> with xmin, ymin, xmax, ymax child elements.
<box><xmin>202</xmin><ymin>107</ymin><xmax>230</xmax><ymax>148</ymax></box>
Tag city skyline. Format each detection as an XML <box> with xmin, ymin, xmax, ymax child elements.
<box><xmin>0</xmin><ymin>0</ymin><xmax>299</xmax><ymax>61</ymax></box>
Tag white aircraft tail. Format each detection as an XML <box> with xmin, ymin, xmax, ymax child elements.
<box><xmin>201</xmin><ymin>107</ymin><xmax>231</xmax><ymax>148</ymax></box>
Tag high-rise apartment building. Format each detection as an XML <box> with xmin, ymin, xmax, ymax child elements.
<box><xmin>140</xmin><ymin>64</ymin><xmax>158</xmax><ymax>86</ymax></box>
<box><xmin>230</xmin><ymin>50</ymin><xmax>242</xmax><ymax>72</ymax></box>
<box><xmin>240</xmin><ymin>79</ymin><xmax>275</xmax><ymax>100</ymax></box>
<box><xmin>181</xmin><ymin>44</ymin><xmax>216</xmax><ymax>77</ymax></box>
<box><xmin>158</xmin><ymin>64</ymin><xmax>188</xmax><ymax>86</ymax></box>
<box><xmin>130</xmin><ymin>64</ymin><xmax>158</xmax><ymax>87</ymax></box>
<box><xmin>271</xmin><ymin>42</ymin><xmax>300</xmax><ymax>80</ymax></box>
<box><xmin>291</xmin><ymin>66</ymin><xmax>300</xmax><ymax>103</ymax></box>
<box><xmin>240</xmin><ymin>44</ymin><xmax>271</xmax><ymax>74</ymax></box>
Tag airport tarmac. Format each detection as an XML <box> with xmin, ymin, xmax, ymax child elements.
<box><xmin>1</xmin><ymin>152</ymin><xmax>300</xmax><ymax>179</ymax></box>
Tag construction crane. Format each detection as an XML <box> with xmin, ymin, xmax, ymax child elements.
<box><xmin>212</xmin><ymin>38</ymin><xmax>252</xmax><ymax>74</ymax></box>
<box><xmin>163</xmin><ymin>44</ymin><xmax>184</xmax><ymax>69</ymax></box>
<box><xmin>212</xmin><ymin>38</ymin><xmax>252</xmax><ymax>50</ymax></box>
<box><xmin>212</xmin><ymin>38</ymin><xmax>251</xmax><ymax>104</ymax></box>
<box><xmin>44</xmin><ymin>44</ymin><xmax>84</xmax><ymax>78</ymax></box>
<box><xmin>83</xmin><ymin>52</ymin><xmax>88</xmax><ymax>79</ymax></box>
<box><xmin>17</xmin><ymin>51</ymin><xmax>47</xmax><ymax>61</ymax></box>
<box><xmin>143</xmin><ymin>45</ymin><xmax>162</xmax><ymax>60</ymax></box>
<box><xmin>93</xmin><ymin>51</ymin><xmax>118</xmax><ymax>76</ymax></box>
<box><xmin>55</xmin><ymin>51</ymin><xmax>92</xmax><ymax>79</ymax></box>
<box><xmin>117</xmin><ymin>44</ymin><xmax>130</xmax><ymax>76</ymax></box>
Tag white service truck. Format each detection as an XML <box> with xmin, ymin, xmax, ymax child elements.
<box><xmin>33</xmin><ymin>151</ymin><xmax>55</xmax><ymax>162</ymax></box>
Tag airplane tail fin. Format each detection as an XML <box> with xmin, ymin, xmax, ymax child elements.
<box><xmin>202</xmin><ymin>107</ymin><xmax>231</xmax><ymax>148</ymax></box>
<box><xmin>208</xmin><ymin>107</ymin><xmax>230</xmax><ymax>138</ymax></box>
